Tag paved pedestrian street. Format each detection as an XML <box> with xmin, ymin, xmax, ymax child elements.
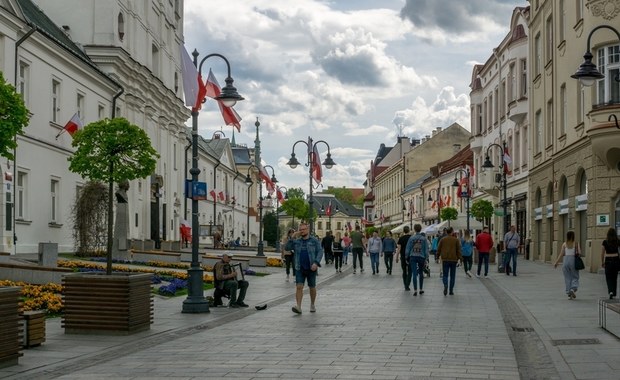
<box><xmin>2</xmin><ymin>259</ymin><xmax>619</xmax><ymax>379</ymax></box>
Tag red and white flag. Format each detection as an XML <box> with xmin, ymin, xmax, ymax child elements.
<box><xmin>179</xmin><ymin>45</ymin><xmax>206</xmax><ymax>111</ymax></box>
<box><xmin>258</xmin><ymin>164</ymin><xmax>275</xmax><ymax>194</ymax></box>
<box><xmin>325</xmin><ymin>201</ymin><xmax>332</xmax><ymax>216</ymax></box>
<box><xmin>276</xmin><ymin>188</ymin><xmax>285</xmax><ymax>203</ymax></box>
<box><xmin>56</xmin><ymin>112</ymin><xmax>83</xmax><ymax>139</ymax></box>
<box><xmin>205</xmin><ymin>69</ymin><xmax>242</xmax><ymax>131</ymax></box>
<box><xmin>503</xmin><ymin>148</ymin><xmax>512</xmax><ymax>175</ymax></box>
<box><xmin>310</xmin><ymin>137</ymin><xmax>322</xmax><ymax>184</ymax></box>
<box><xmin>218</xmin><ymin>191</ymin><xmax>225</xmax><ymax>201</ymax></box>
<box><xmin>209</xmin><ymin>189</ymin><xmax>217</xmax><ymax>200</ymax></box>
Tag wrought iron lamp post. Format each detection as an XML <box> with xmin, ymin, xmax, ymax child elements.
<box><xmin>286</xmin><ymin>137</ymin><xmax>335</xmax><ymax>235</ymax></box>
<box><xmin>451</xmin><ymin>167</ymin><xmax>471</xmax><ymax>232</ymax></box>
<box><xmin>245</xmin><ymin>165</ymin><xmax>277</xmax><ymax>256</ymax></box>
<box><xmin>482</xmin><ymin>142</ymin><xmax>508</xmax><ymax>272</ymax></box>
<box><xmin>183</xmin><ymin>50</ymin><xmax>243</xmax><ymax>314</ymax></box>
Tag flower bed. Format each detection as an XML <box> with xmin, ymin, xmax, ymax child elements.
<box><xmin>266</xmin><ymin>257</ymin><xmax>282</xmax><ymax>267</ymax></box>
<box><xmin>0</xmin><ymin>280</ymin><xmax>63</xmax><ymax>314</ymax></box>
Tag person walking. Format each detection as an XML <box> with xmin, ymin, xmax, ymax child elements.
<box><xmin>554</xmin><ymin>230</ymin><xmax>581</xmax><ymax>300</ymax></box>
<box><xmin>367</xmin><ymin>230</ymin><xmax>383</xmax><ymax>275</ymax></box>
<box><xmin>286</xmin><ymin>223</ymin><xmax>324</xmax><ymax>314</ymax></box>
<box><xmin>395</xmin><ymin>226</ymin><xmax>412</xmax><ymax>290</ymax></box>
<box><xmin>601</xmin><ymin>227</ymin><xmax>620</xmax><ymax>299</ymax></box>
<box><xmin>460</xmin><ymin>230</ymin><xmax>474</xmax><ymax>278</ymax></box>
<box><xmin>475</xmin><ymin>226</ymin><xmax>494</xmax><ymax>278</ymax></box>
<box><xmin>341</xmin><ymin>232</ymin><xmax>352</xmax><ymax>265</ymax></box>
<box><xmin>321</xmin><ymin>230</ymin><xmax>334</xmax><ymax>266</ymax></box>
<box><xmin>437</xmin><ymin>227</ymin><xmax>462</xmax><ymax>295</ymax></box>
<box><xmin>281</xmin><ymin>228</ymin><xmax>296</xmax><ymax>282</ymax></box>
<box><xmin>333</xmin><ymin>234</ymin><xmax>344</xmax><ymax>273</ymax></box>
<box><xmin>406</xmin><ymin>223</ymin><xmax>429</xmax><ymax>296</ymax></box>
<box><xmin>504</xmin><ymin>225</ymin><xmax>521</xmax><ymax>276</ymax></box>
<box><xmin>350</xmin><ymin>225</ymin><xmax>366</xmax><ymax>274</ymax></box>
<box><xmin>430</xmin><ymin>234</ymin><xmax>440</xmax><ymax>263</ymax></box>
<box><xmin>382</xmin><ymin>231</ymin><xmax>396</xmax><ymax>275</ymax></box>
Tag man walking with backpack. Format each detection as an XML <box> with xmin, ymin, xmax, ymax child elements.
<box><xmin>406</xmin><ymin>224</ymin><xmax>429</xmax><ymax>296</ymax></box>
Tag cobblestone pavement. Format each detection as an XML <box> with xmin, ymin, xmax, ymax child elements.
<box><xmin>1</xmin><ymin>257</ymin><xmax>619</xmax><ymax>379</ymax></box>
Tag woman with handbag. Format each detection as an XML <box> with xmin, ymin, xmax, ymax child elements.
<box><xmin>601</xmin><ymin>227</ymin><xmax>620</xmax><ymax>299</ymax></box>
<box><xmin>553</xmin><ymin>230</ymin><xmax>580</xmax><ymax>300</ymax></box>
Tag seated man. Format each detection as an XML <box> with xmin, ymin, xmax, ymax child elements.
<box><xmin>213</xmin><ymin>253</ymin><xmax>249</xmax><ymax>308</ymax></box>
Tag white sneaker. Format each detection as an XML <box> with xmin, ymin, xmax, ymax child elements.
<box><xmin>286</xmin><ymin>275</ymin><xmax>290</xmax><ymax>282</ymax></box>
<box><xmin>310</xmin><ymin>304</ymin><xmax>316</xmax><ymax>313</ymax></box>
<box><xmin>466</xmin><ymin>271</ymin><xmax>472</xmax><ymax>278</ymax></box>
<box><xmin>475</xmin><ymin>273</ymin><xmax>480</xmax><ymax>278</ymax></box>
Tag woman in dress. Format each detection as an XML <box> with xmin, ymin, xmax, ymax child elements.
<box><xmin>601</xmin><ymin>227</ymin><xmax>620</xmax><ymax>299</ymax></box>
<box><xmin>553</xmin><ymin>230</ymin><xmax>580</xmax><ymax>299</ymax></box>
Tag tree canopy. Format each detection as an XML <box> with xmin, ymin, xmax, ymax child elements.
<box><xmin>68</xmin><ymin>118</ymin><xmax>159</xmax><ymax>182</ymax></box>
<box><xmin>0</xmin><ymin>71</ymin><xmax>29</xmax><ymax>159</ymax></box>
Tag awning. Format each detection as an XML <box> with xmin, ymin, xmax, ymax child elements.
<box><xmin>436</xmin><ymin>215</ymin><xmax>483</xmax><ymax>231</ymax></box>
<box><xmin>390</xmin><ymin>223</ymin><xmax>409</xmax><ymax>234</ymax></box>
<box><xmin>422</xmin><ymin>223</ymin><xmax>441</xmax><ymax>235</ymax></box>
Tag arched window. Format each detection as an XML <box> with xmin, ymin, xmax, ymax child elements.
<box><xmin>118</xmin><ymin>13</ymin><xmax>125</xmax><ymax>41</ymax></box>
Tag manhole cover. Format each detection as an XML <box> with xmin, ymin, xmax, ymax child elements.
<box><xmin>512</xmin><ymin>327</ymin><xmax>534</xmax><ymax>332</ymax></box>
<box><xmin>551</xmin><ymin>338</ymin><xmax>600</xmax><ymax>346</ymax></box>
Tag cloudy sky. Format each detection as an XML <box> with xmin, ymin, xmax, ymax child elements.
<box><xmin>183</xmin><ymin>0</ymin><xmax>526</xmax><ymax>194</ymax></box>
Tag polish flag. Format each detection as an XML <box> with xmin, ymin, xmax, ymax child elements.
<box><xmin>310</xmin><ymin>137</ymin><xmax>322</xmax><ymax>184</ymax></box>
<box><xmin>503</xmin><ymin>148</ymin><xmax>512</xmax><ymax>175</ymax></box>
<box><xmin>56</xmin><ymin>113</ymin><xmax>83</xmax><ymax>138</ymax></box>
<box><xmin>205</xmin><ymin>69</ymin><xmax>242</xmax><ymax>131</ymax></box>
<box><xmin>325</xmin><ymin>201</ymin><xmax>332</xmax><ymax>216</ymax></box>
<box><xmin>179</xmin><ymin>45</ymin><xmax>206</xmax><ymax>111</ymax></box>
<box><xmin>209</xmin><ymin>189</ymin><xmax>217</xmax><ymax>200</ymax></box>
<box><xmin>258</xmin><ymin>164</ymin><xmax>275</xmax><ymax>194</ymax></box>
<box><xmin>218</xmin><ymin>191</ymin><xmax>225</xmax><ymax>201</ymax></box>
<box><xmin>276</xmin><ymin>188</ymin><xmax>285</xmax><ymax>203</ymax></box>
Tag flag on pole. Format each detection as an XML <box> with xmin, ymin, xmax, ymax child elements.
<box><xmin>325</xmin><ymin>201</ymin><xmax>332</xmax><ymax>216</ymax></box>
<box><xmin>310</xmin><ymin>137</ymin><xmax>322</xmax><ymax>184</ymax></box>
<box><xmin>276</xmin><ymin>188</ymin><xmax>284</xmax><ymax>203</ymax></box>
<box><xmin>205</xmin><ymin>69</ymin><xmax>242</xmax><ymax>131</ymax></box>
<box><xmin>179</xmin><ymin>45</ymin><xmax>206</xmax><ymax>111</ymax></box>
<box><xmin>258</xmin><ymin>164</ymin><xmax>275</xmax><ymax>194</ymax></box>
<box><xmin>218</xmin><ymin>191</ymin><xmax>225</xmax><ymax>201</ymax></box>
<box><xmin>56</xmin><ymin>112</ymin><xmax>83</xmax><ymax>139</ymax></box>
<box><xmin>503</xmin><ymin>148</ymin><xmax>512</xmax><ymax>175</ymax></box>
<box><xmin>209</xmin><ymin>189</ymin><xmax>217</xmax><ymax>200</ymax></box>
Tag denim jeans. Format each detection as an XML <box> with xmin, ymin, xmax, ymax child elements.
<box><xmin>462</xmin><ymin>255</ymin><xmax>473</xmax><ymax>274</ymax></box>
<box><xmin>505</xmin><ymin>248</ymin><xmax>518</xmax><ymax>274</ymax></box>
<box><xmin>370</xmin><ymin>252</ymin><xmax>380</xmax><ymax>273</ymax></box>
<box><xmin>477</xmin><ymin>253</ymin><xmax>489</xmax><ymax>276</ymax></box>
<box><xmin>409</xmin><ymin>256</ymin><xmax>426</xmax><ymax>291</ymax></box>
<box><xmin>442</xmin><ymin>261</ymin><xmax>457</xmax><ymax>292</ymax></box>
<box><xmin>383</xmin><ymin>252</ymin><xmax>394</xmax><ymax>273</ymax></box>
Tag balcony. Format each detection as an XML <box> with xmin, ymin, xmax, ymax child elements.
<box><xmin>469</xmin><ymin>134</ymin><xmax>484</xmax><ymax>154</ymax></box>
<box><xmin>586</xmin><ymin>103</ymin><xmax>620</xmax><ymax>170</ymax></box>
<box><xmin>507</xmin><ymin>96</ymin><xmax>528</xmax><ymax>124</ymax></box>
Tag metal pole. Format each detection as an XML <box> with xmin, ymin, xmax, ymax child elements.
<box><xmin>308</xmin><ymin>148</ymin><xmax>314</xmax><ymax>235</ymax></box>
<box><xmin>182</xmin><ymin>51</ymin><xmax>209</xmax><ymax>312</ymax></box>
<box><xmin>258</xmin><ymin>184</ymin><xmax>264</xmax><ymax>256</ymax></box>
<box><xmin>502</xmin><ymin>141</ymin><xmax>508</xmax><ymax>235</ymax></box>
<box><xmin>466</xmin><ymin>169</ymin><xmax>470</xmax><ymax>233</ymax></box>
<box><xmin>275</xmin><ymin>205</ymin><xmax>280</xmax><ymax>252</ymax></box>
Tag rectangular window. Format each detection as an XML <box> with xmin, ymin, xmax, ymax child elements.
<box><xmin>596</xmin><ymin>45</ymin><xmax>620</xmax><ymax>104</ymax></box>
<box><xmin>77</xmin><ymin>93</ymin><xmax>85</xmax><ymax>118</ymax></box>
<box><xmin>98</xmin><ymin>104</ymin><xmax>106</xmax><ymax>119</ymax></box>
<box><xmin>51</xmin><ymin>179</ymin><xmax>59</xmax><ymax>223</ymax></box>
<box><xmin>545</xmin><ymin>16</ymin><xmax>553</xmax><ymax>64</ymax></box>
<box><xmin>546</xmin><ymin>100</ymin><xmax>553</xmax><ymax>147</ymax></box>
<box><xmin>18</xmin><ymin>61</ymin><xmax>29</xmax><ymax>105</ymax></box>
<box><xmin>500</xmin><ymin>80</ymin><xmax>506</xmax><ymax>117</ymax></box>
<box><xmin>508</xmin><ymin>63</ymin><xmax>516</xmax><ymax>102</ymax></box>
<box><xmin>559</xmin><ymin>0</ymin><xmax>565</xmax><ymax>42</ymax></box>
<box><xmin>535</xmin><ymin>110</ymin><xmax>542</xmax><ymax>154</ymax></box>
<box><xmin>535</xmin><ymin>33</ymin><xmax>542</xmax><ymax>76</ymax></box>
<box><xmin>173</xmin><ymin>143</ymin><xmax>177</xmax><ymax>170</ymax></box>
<box><xmin>522</xmin><ymin>126</ymin><xmax>528</xmax><ymax>166</ymax></box>
<box><xmin>560</xmin><ymin>84</ymin><xmax>567</xmax><ymax>136</ymax></box>
<box><xmin>52</xmin><ymin>79</ymin><xmax>60</xmax><ymax>123</ymax></box>
<box><xmin>514</xmin><ymin>129</ymin><xmax>521</xmax><ymax>169</ymax></box>
<box><xmin>520</xmin><ymin>59</ymin><xmax>527</xmax><ymax>97</ymax></box>
<box><xmin>477</xmin><ymin>104</ymin><xmax>482</xmax><ymax>135</ymax></box>
<box><xmin>16</xmin><ymin>171</ymin><xmax>27</xmax><ymax>219</ymax></box>
<box><xmin>494</xmin><ymin>88</ymin><xmax>499</xmax><ymax>125</ymax></box>
<box><xmin>488</xmin><ymin>94</ymin><xmax>494</xmax><ymax>128</ymax></box>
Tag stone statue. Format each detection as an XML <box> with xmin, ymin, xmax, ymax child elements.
<box><xmin>112</xmin><ymin>181</ymin><xmax>130</xmax><ymax>260</ymax></box>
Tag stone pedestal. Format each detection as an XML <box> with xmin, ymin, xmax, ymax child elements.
<box><xmin>38</xmin><ymin>243</ymin><xmax>58</xmax><ymax>267</ymax></box>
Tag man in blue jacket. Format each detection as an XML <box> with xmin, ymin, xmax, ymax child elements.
<box><xmin>287</xmin><ymin>222</ymin><xmax>324</xmax><ymax>314</ymax></box>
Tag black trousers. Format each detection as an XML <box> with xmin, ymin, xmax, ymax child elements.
<box><xmin>605</xmin><ymin>257</ymin><xmax>620</xmax><ymax>296</ymax></box>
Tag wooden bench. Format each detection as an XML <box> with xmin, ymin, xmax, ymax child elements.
<box><xmin>599</xmin><ymin>299</ymin><xmax>620</xmax><ymax>338</ymax></box>
<box><xmin>0</xmin><ymin>287</ymin><xmax>22</xmax><ymax>368</ymax></box>
<box><xmin>62</xmin><ymin>273</ymin><xmax>153</xmax><ymax>335</ymax></box>
<box><xmin>20</xmin><ymin>311</ymin><xmax>46</xmax><ymax>348</ymax></box>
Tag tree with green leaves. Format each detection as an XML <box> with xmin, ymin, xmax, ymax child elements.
<box><xmin>324</xmin><ymin>187</ymin><xmax>354</xmax><ymax>204</ymax></box>
<box><xmin>471</xmin><ymin>199</ymin><xmax>494</xmax><ymax>228</ymax></box>
<box><xmin>280</xmin><ymin>197</ymin><xmax>307</xmax><ymax>227</ymax></box>
<box><xmin>263</xmin><ymin>211</ymin><xmax>277</xmax><ymax>246</ymax></box>
<box><xmin>440</xmin><ymin>207</ymin><xmax>458</xmax><ymax>227</ymax></box>
<box><xmin>285</xmin><ymin>187</ymin><xmax>305</xmax><ymax>199</ymax></box>
<box><xmin>69</xmin><ymin>117</ymin><xmax>159</xmax><ymax>274</ymax></box>
<box><xmin>0</xmin><ymin>72</ymin><xmax>29</xmax><ymax>159</ymax></box>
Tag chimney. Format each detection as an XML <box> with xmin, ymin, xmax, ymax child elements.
<box><xmin>436</xmin><ymin>127</ymin><xmax>442</xmax><ymax>133</ymax></box>
<box><xmin>425</xmin><ymin>134</ymin><xmax>431</xmax><ymax>140</ymax></box>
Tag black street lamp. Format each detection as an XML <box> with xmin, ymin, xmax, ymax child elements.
<box><xmin>451</xmin><ymin>167</ymin><xmax>471</xmax><ymax>233</ymax></box>
<box><xmin>286</xmin><ymin>137</ymin><xmax>335</xmax><ymax>235</ymax></box>
<box><xmin>427</xmin><ymin>187</ymin><xmax>441</xmax><ymax>223</ymax></box>
<box><xmin>482</xmin><ymin>142</ymin><xmax>508</xmax><ymax>272</ymax></box>
<box><xmin>275</xmin><ymin>185</ymin><xmax>288</xmax><ymax>251</ymax></box>
<box><xmin>245</xmin><ymin>164</ymin><xmax>277</xmax><ymax>256</ymax></box>
<box><xmin>402</xmin><ymin>198</ymin><xmax>414</xmax><ymax>228</ymax></box>
<box><xmin>571</xmin><ymin>24</ymin><xmax>620</xmax><ymax>128</ymax></box>
<box><xmin>183</xmin><ymin>50</ymin><xmax>243</xmax><ymax>314</ymax></box>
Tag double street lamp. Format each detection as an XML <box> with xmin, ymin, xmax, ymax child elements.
<box><xmin>451</xmin><ymin>167</ymin><xmax>471</xmax><ymax>233</ymax></box>
<box><xmin>244</xmin><ymin>164</ymin><xmax>277</xmax><ymax>256</ymax></box>
<box><xmin>286</xmin><ymin>137</ymin><xmax>335</xmax><ymax>235</ymax></box>
<box><xmin>184</xmin><ymin>51</ymin><xmax>244</xmax><ymax>314</ymax></box>
<box><xmin>482</xmin><ymin>142</ymin><xmax>508</xmax><ymax>272</ymax></box>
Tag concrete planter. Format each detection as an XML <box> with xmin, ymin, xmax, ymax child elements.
<box><xmin>62</xmin><ymin>272</ymin><xmax>153</xmax><ymax>335</ymax></box>
<box><xmin>0</xmin><ymin>287</ymin><xmax>22</xmax><ymax>368</ymax></box>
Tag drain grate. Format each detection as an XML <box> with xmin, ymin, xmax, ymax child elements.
<box><xmin>551</xmin><ymin>338</ymin><xmax>600</xmax><ymax>346</ymax></box>
<box><xmin>512</xmin><ymin>327</ymin><xmax>535</xmax><ymax>332</ymax></box>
